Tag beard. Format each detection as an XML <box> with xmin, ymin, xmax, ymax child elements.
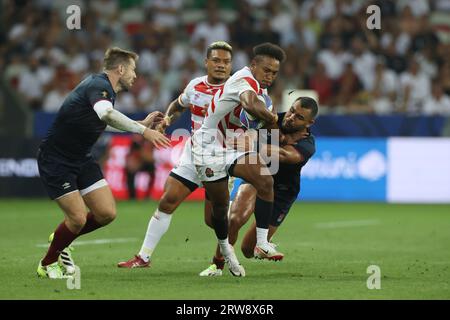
<box><xmin>118</xmin><ymin>78</ymin><xmax>131</xmax><ymax>92</ymax></box>
<box><xmin>281</xmin><ymin>121</ymin><xmax>304</xmax><ymax>134</ymax></box>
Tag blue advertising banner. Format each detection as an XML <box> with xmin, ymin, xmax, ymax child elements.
<box><xmin>230</xmin><ymin>138</ymin><xmax>388</xmax><ymax>202</ymax></box>
<box><xmin>299</xmin><ymin>138</ymin><xmax>387</xmax><ymax>201</ymax></box>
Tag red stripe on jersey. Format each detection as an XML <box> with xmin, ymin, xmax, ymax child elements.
<box><xmin>190</xmin><ymin>105</ymin><xmax>206</xmax><ymax>117</ymax></box>
<box><xmin>193</xmin><ymin>82</ymin><xmax>222</xmax><ymax>96</ymax></box>
<box><xmin>191</xmin><ymin>120</ymin><xmax>200</xmax><ymax>130</ymax></box>
<box><xmin>210</xmin><ymin>98</ymin><xmax>216</xmax><ymax>113</ymax></box>
<box><xmin>233</xmin><ymin>105</ymin><xmax>242</xmax><ymax>117</ymax></box>
<box><xmin>217</xmin><ymin>121</ymin><xmax>227</xmax><ymax>148</ymax></box>
<box><xmin>224</xmin><ymin>113</ymin><xmax>231</xmax><ymax>126</ymax></box>
<box><xmin>243</xmin><ymin>77</ymin><xmax>259</xmax><ymax>93</ymax></box>
<box><xmin>223</xmin><ymin>112</ymin><xmax>242</xmax><ymax>131</ymax></box>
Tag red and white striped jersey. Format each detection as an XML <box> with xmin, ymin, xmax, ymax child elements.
<box><xmin>178</xmin><ymin>75</ymin><xmax>224</xmax><ymax>133</ymax></box>
<box><xmin>201</xmin><ymin>66</ymin><xmax>267</xmax><ymax>138</ymax></box>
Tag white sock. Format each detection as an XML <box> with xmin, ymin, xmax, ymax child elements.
<box><xmin>139</xmin><ymin>209</ymin><xmax>172</xmax><ymax>262</ymax></box>
<box><xmin>256</xmin><ymin>227</ymin><xmax>269</xmax><ymax>247</ymax></box>
<box><xmin>218</xmin><ymin>238</ymin><xmax>231</xmax><ymax>256</ymax></box>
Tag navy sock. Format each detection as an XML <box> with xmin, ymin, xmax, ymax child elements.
<box><xmin>211</xmin><ymin>213</ymin><xmax>228</xmax><ymax>240</ymax></box>
<box><xmin>254</xmin><ymin>197</ymin><xmax>273</xmax><ymax>229</ymax></box>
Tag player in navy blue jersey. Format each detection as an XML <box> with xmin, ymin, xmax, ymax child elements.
<box><xmin>36</xmin><ymin>47</ymin><xmax>171</xmax><ymax>279</ymax></box>
<box><xmin>200</xmin><ymin>96</ymin><xmax>318</xmax><ymax>276</ymax></box>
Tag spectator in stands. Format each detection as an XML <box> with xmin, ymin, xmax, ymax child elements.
<box><xmin>17</xmin><ymin>57</ymin><xmax>48</xmax><ymax>110</ymax></box>
<box><xmin>350</xmin><ymin>35</ymin><xmax>377</xmax><ymax>91</ymax></box>
<box><xmin>283</xmin><ymin>17</ymin><xmax>317</xmax><ymax>52</ymax></box>
<box><xmin>336</xmin><ymin>62</ymin><xmax>361</xmax><ymax>108</ymax></box>
<box><xmin>266</xmin><ymin>1</ymin><xmax>293</xmax><ymax>47</ymax></box>
<box><xmin>191</xmin><ymin>5</ymin><xmax>230</xmax><ymax>50</ymax></box>
<box><xmin>369</xmin><ymin>57</ymin><xmax>398</xmax><ymax>114</ymax></box>
<box><xmin>317</xmin><ymin>37</ymin><xmax>351</xmax><ymax>81</ymax></box>
<box><xmin>422</xmin><ymin>79</ymin><xmax>450</xmax><ymax>116</ymax></box>
<box><xmin>1</xmin><ymin>0</ymin><xmax>448</xmax><ymax>117</ymax></box>
<box><xmin>42</xmin><ymin>78</ymin><xmax>71</xmax><ymax>112</ymax></box>
<box><xmin>229</xmin><ymin>1</ymin><xmax>256</xmax><ymax>49</ymax></box>
<box><xmin>143</xmin><ymin>0</ymin><xmax>182</xmax><ymax>30</ymax></box>
<box><xmin>308</xmin><ymin>61</ymin><xmax>334</xmax><ymax>107</ymax></box>
<box><xmin>399</xmin><ymin>58</ymin><xmax>431</xmax><ymax>114</ymax></box>
<box><xmin>439</xmin><ymin>62</ymin><xmax>450</xmax><ymax>96</ymax></box>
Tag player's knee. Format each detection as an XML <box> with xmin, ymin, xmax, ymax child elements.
<box><xmin>204</xmin><ymin>214</ymin><xmax>213</xmax><ymax>229</ymax></box>
<box><xmin>241</xmin><ymin>244</ymin><xmax>254</xmax><ymax>259</ymax></box>
<box><xmin>102</xmin><ymin>210</ymin><xmax>117</xmax><ymax>225</ymax></box>
<box><xmin>159</xmin><ymin>192</ymin><xmax>179</xmax><ymax>214</ymax></box>
<box><xmin>203</xmin><ymin>201</ymin><xmax>214</xmax><ymax>228</ymax></box>
<box><xmin>93</xmin><ymin>206</ymin><xmax>117</xmax><ymax>225</ymax></box>
<box><xmin>255</xmin><ymin>176</ymin><xmax>273</xmax><ymax>197</ymax></box>
<box><xmin>229</xmin><ymin>214</ymin><xmax>244</xmax><ymax>231</ymax></box>
<box><xmin>67</xmin><ymin>215</ymin><xmax>87</xmax><ymax>233</ymax></box>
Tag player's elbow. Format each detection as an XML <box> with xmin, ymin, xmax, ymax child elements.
<box><xmin>99</xmin><ymin>107</ymin><xmax>114</xmax><ymax>121</ymax></box>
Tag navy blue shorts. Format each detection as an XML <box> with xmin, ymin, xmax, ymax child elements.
<box><xmin>37</xmin><ymin>148</ymin><xmax>104</xmax><ymax>200</ymax></box>
<box><xmin>270</xmin><ymin>184</ymin><xmax>298</xmax><ymax>227</ymax></box>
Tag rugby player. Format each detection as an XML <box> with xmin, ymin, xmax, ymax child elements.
<box><xmin>36</xmin><ymin>47</ymin><xmax>170</xmax><ymax>279</ymax></box>
<box><xmin>191</xmin><ymin>43</ymin><xmax>287</xmax><ymax>277</ymax></box>
<box><xmin>199</xmin><ymin>97</ymin><xmax>318</xmax><ymax>276</ymax></box>
<box><xmin>117</xmin><ymin>41</ymin><xmax>235</xmax><ymax>268</ymax></box>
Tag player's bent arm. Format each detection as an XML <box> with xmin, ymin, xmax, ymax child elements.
<box><xmin>164</xmin><ymin>98</ymin><xmax>186</xmax><ymax>126</ymax></box>
<box><xmin>261</xmin><ymin>144</ymin><xmax>303</xmax><ymax>164</ymax></box>
<box><xmin>240</xmin><ymin>90</ymin><xmax>277</xmax><ymax>125</ymax></box>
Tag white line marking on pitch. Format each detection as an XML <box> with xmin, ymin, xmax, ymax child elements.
<box><xmin>315</xmin><ymin>219</ymin><xmax>380</xmax><ymax>229</ymax></box>
<box><xmin>35</xmin><ymin>237</ymin><xmax>139</xmax><ymax>248</ymax></box>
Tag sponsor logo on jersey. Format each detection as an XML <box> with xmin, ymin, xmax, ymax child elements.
<box><xmin>205</xmin><ymin>168</ymin><xmax>214</xmax><ymax>177</ymax></box>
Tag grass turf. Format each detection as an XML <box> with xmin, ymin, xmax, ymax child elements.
<box><xmin>0</xmin><ymin>199</ymin><xmax>449</xmax><ymax>299</ymax></box>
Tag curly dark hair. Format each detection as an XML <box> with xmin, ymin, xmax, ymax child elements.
<box><xmin>252</xmin><ymin>42</ymin><xmax>286</xmax><ymax>63</ymax></box>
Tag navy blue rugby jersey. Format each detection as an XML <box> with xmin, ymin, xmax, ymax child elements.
<box><xmin>40</xmin><ymin>73</ymin><xmax>116</xmax><ymax>161</ymax></box>
<box><xmin>272</xmin><ymin>112</ymin><xmax>315</xmax><ymax>195</ymax></box>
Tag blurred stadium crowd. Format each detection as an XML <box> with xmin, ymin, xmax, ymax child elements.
<box><xmin>1</xmin><ymin>0</ymin><xmax>450</xmax><ymax>115</ymax></box>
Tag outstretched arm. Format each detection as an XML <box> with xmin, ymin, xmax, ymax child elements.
<box><xmin>155</xmin><ymin>98</ymin><xmax>186</xmax><ymax>132</ymax></box>
<box><xmin>105</xmin><ymin>111</ymin><xmax>164</xmax><ymax>132</ymax></box>
<box><xmin>94</xmin><ymin>100</ymin><xmax>171</xmax><ymax>148</ymax></box>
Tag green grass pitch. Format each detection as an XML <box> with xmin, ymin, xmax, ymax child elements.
<box><xmin>0</xmin><ymin>199</ymin><xmax>449</xmax><ymax>299</ymax></box>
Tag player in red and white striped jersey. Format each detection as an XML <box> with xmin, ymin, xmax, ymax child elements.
<box><xmin>118</xmin><ymin>41</ymin><xmax>234</xmax><ymax>269</ymax></box>
<box><xmin>191</xmin><ymin>43</ymin><xmax>286</xmax><ymax>276</ymax></box>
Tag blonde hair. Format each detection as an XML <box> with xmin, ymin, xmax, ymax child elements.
<box><xmin>103</xmin><ymin>47</ymin><xmax>139</xmax><ymax>71</ymax></box>
<box><xmin>206</xmin><ymin>41</ymin><xmax>233</xmax><ymax>58</ymax></box>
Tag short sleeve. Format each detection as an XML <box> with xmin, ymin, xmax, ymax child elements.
<box><xmin>86</xmin><ymin>79</ymin><xmax>114</xmax><ymax>107</ymax></box>
<box><xmin>178</xmin><ymin>79</ymin><xmax>196</xmax><ymax>108</ymax></box>
<box><xmin>294</xmin><ymin>135</ymin><xmax>316</xmax><ymax>164</ymax></box>
<box><xmin>235</xmin><ymin>77</ymin><xmax>259</xmax><ymax>97</ymax></box>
